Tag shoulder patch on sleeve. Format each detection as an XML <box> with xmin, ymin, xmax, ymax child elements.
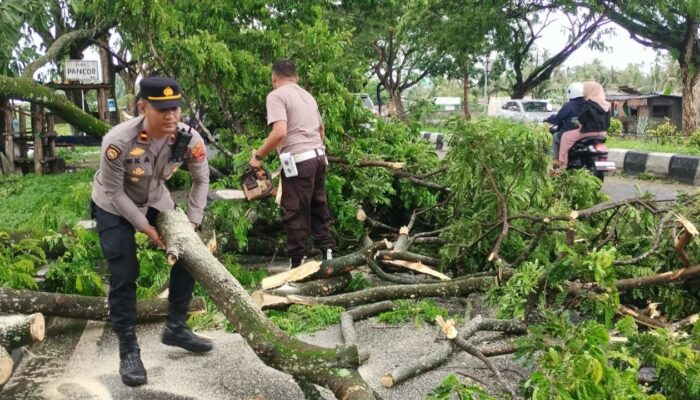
<box><xmin>106</xmin><ymin>144</ymin><xmax>122</xmax><ymax>161</ymax></box>
<box><xmin>191</xmin><ymin>142</ymin><xmax>206</xmax><ymax>162</ymax></box>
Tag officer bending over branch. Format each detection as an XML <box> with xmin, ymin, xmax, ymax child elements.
<box><xmin>91</xmin><ymin>76</ymin><xmax>211</xmax><ymax>387</ymax></box>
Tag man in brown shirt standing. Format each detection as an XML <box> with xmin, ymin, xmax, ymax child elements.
<box><xmin>249</xmin><ymin>59</ymin><xmax>335</xmax><ymax>267</ymax></box>
<box><xmin>91</xmin><ymin>76</ymin><xmax>212</xmax><ymax>387</ymax></box>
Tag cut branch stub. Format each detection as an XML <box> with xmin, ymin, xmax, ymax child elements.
<box><xmin>0</xmin><ymin>346</ymin><xmax>13</xmax><ymax>385</ymax></box>
<box><xmin>0</xmin><ymin>313</ymin><xmax>45</xmax><ymax>350</ymax></box>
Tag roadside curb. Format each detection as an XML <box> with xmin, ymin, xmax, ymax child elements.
<box><xmin>420</xmin><ymin>132</ymin><xmax>699</xmax><ymax>186</ymax></box>
<box><xmin>608</xmin><ymin>149</ymin><xmax>700</xmax><ymax>185</ymax></box>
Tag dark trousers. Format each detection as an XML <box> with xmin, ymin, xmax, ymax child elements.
<box><xmin>92</xmin><ymin>202</ymin><xmax>195</xmax><ymax>333</ymax></box>
<box><xmin>281</xmin><ymin>155</ymin><xmax>335</xmax><ymax>258</ymax></box>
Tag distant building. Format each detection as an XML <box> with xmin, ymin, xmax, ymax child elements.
<box><xmin>606</xmin><ymin>92</ymin><xmax>683</xmax><ymax>134</ymax></box>
<box><xmin>433</xmin><ymin>97</ymin><xmax>462</xmax><ymax>111</ymax></box>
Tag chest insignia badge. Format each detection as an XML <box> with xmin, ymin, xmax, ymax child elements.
<box><xmin>129</xmin><ymin>147</ymin><xmax>145</xmax><ymax>156</ymax></box>
<box><xmin>131</xmin><ymin>167</ymin><xmax>145</xmax><ymax>176</ymax></box>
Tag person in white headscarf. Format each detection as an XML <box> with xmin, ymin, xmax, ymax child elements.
<box><xmin>556</xmin><ymin>81</ymin><xmax>611</xmax><ymax>167</ymax></box>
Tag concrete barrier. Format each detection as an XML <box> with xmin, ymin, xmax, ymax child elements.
<box><xmin>606</xmin><ymin>149</ymin><xmax>627</xmax><ymax>171</ymax></box>
<box><xmin>645</xmin><ymin>152</ymin><xmax>674</xmax><ymax>177</ymax></box>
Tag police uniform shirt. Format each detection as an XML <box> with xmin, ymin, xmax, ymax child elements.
<box><xmin>91</xmin><ymin>115</ymin><xmax>209</xmax><ymax>231</ymax></box>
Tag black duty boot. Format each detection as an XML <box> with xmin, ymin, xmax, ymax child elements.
<box><xmin>289</xmin><ymin>256</ymin><xmax>307</xmax><ymax>268</ymax></box>
<box><xmin>161</xmin><ymin>310</ymin><xmax>212</xmax><ymax>353</ymax></box>
<box><xmin>116</xmin><ymin>328</ymin><xmax>147</xmax><ymax>387</ymax></box>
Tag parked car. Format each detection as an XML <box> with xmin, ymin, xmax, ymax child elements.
<box><xmin>497</xmin><ymin>99</ymin><xmax>556</xmax><ymax>122</ymax></box>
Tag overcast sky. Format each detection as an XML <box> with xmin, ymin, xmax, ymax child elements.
<box><xmin>537</xmin><ymin>16</ymin><xmax>666</xmax><ymax>71</ymax></box>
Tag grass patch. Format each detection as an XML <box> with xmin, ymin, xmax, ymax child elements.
<box><xmin>55</xmin><ymin>123</ymin><xmax>72</xmax><ymax>135</ymax></box>
<box><xmin>0</xmin><ymin>169</ymin><xmax>95</xmax><ymax>231</ymax></box>
<box><xmin>377</xmin><ymin>299</ymin><xmax>453</xmax><ymax>327</ymax></box>
<box><xmin>607</xmin><ymin>137</ymin><xmax>700</xmax><ymax>156</ymax></box>
<box><xmin>266</xmin><ymin>304</ymin><xmax>344</xmax><ymax>335</ymax></box>
<box><xmin>347</xmin><ymin>272</ymin><xmax>373</xmax><ymax>291</ymax></box>
<box><xmin>56</xmin><ymin>146</ymin><xmax>101</xmax><ymax>165</ymax></box>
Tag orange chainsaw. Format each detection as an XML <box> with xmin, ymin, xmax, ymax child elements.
<box><xmin>240</xmin><ymin>165</ymin><xmax>274</xmax><ymax>201</ymax></box>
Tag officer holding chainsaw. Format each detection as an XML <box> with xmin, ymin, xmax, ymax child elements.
<box><xmin>249</xmin><ymin>59</ymin><xmax>336</xmax><ymax>268</ymax></box>
<box><xmin>91</xmin><ymin>76</ymin><xmax>212</xmax><ymax>387</ymax></box>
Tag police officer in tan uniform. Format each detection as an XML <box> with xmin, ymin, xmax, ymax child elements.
<box><xmin>249</xmin><ymin>60</ymin><xmax>335</xmax><ymax>268</ymax></box>
<box><xmin>91</xmin><ymin>76</ymin><xmax>211</xmax><ymax>387</ymax></box>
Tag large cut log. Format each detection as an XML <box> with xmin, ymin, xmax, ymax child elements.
<box><xmin>288</xmin><ymin>272</ymin><xmax>512</xmax><ymax>308</ymax></box>
<box><xmin>157</xmin><ymin>209</ymin><xmax>377</xmax><ymax>400</ymax></box>
<box><xmin>0</xmin><ymin>288</ymin><xmax>205</xmax><ymax>321</ymax></box>
<box><xmin>0</xmin><ymin>313</ymin><xmax>45</xmax><ymax>350</ymax></box>
<box><xmin>0</xmin><ymin>346</ymin><xmax>12</xmax><ymax>385</ymax></box>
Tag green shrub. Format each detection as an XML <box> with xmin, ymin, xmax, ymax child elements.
<box><xmin>608</xmin><ymin>118</ymin><xmax>623</xmax><ymax>136</ymax></box>
<box><xmin>426</xmin><ymin>374</ymin><xmax>496</xmax><ymax>400</ymax></box>
<box><xmin>647</xmin><ymin>118</ymin><xmax>681</xmax><ymax>145</ymax></box>
<box><xmin>689</xmin><ymin>129</ymin><xmax>700</xmax><ymax>149</ymax></box>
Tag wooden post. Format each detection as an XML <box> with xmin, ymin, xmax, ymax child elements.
<box><xmin>3</xmin><ymin>99</ymin><xmax>12</xmax><ymax>168</ymax></box>
<box><xmin>46</xmin><ymin>113</ymin><xmax>55</xmax><ymax>158</ymax></box>
<box><xmin>31</xmin><ymin>103</ymin><xmax>43</xmax><ymax>175</ymax></box>
<box><xmin>18</xmin><ymin>107</ymin><xmax>26</xmax><ymax>158</ymax></box>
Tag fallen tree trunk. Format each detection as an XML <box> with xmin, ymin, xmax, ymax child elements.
<box><xmin>0</xmin><ymin>313</ymin><xmax>45</xmax><ymax>350</ymax></box>
<box><xmin>0</xmin><ymin>76</ymin><xmax>110</xmax><ymax>137</ymax></box>
<box><xmin>157</xmin><ymin>209</ymin><xmax>377</xmax><ymax>400</ymax></box>
<box><xmin>0</xmin><ymin>288</ymin><xmax>205</xmax><ymax>322</ymax></box>
<box><xmin>288</xmin><ymin>272</ymin><xmax>512</xmax><ymax>308</ymax></box>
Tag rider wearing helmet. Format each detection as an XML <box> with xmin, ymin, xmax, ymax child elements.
<box><xmin>544</xmin><ymin>82</ymin><xmax>585</xmax><ymax>162</ymax></box>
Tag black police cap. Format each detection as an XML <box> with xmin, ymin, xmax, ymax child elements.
<box><xmin>138</xmin><ymin>76</ymin><xmax>183</xmax><ymax>109</ymax></box>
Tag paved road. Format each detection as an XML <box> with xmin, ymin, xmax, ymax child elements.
<box><xmin>602</xmin><ymin>175</ymin><xmax>697</xmax><ymax>201</ymax></box>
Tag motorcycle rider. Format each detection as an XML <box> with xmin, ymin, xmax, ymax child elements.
<box><xmin>557</xmin><ymin>81</ymin><xmax>610</xmax><ymax>166</ymax></box>
<box><xmin>544</xmin><ymin>82</ymin><xmax>585</xmax><ymax>166</ymax></box>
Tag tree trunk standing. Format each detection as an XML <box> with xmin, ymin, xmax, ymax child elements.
<box><xmin>0</xmin><ymin>287</ymin><xmax>205</xmax><ymax>322</ymax></box>
<box><xmin>0</xmin><ymin>76</ymin><xmax>110</xmax><ymax>137</ymax></box>
<box><xmin>510</xmin><ymin>84</ymin><xmax>527</xmax><ymax>100</ymax></box>
<box><xmin>679</xmin><ymin>62</ymin><xmax>700</xmax><ymax>135</ymax></box>
<box><xmin>389</xmin><ymin>88</ymin><xmax>406</xmax><ymax>120</ymax></box>
<box><xmin>157</xmin><ymin>209</ymin><xmax>377</xmax><ymax>400</ymax></box>
<box><xmin>119</xmin><ymin>70</ymin><xmax>137</xmax><ymax>116</ymax></box>
<box><xmin>678</xmin><ymin>25</ymin><xmax>700</xmax><ymax>135</ymax></box>
<box><xmin>98</xmin><ymin>38</ymin><xmax>120</xmax><ymax>125</ymax></box>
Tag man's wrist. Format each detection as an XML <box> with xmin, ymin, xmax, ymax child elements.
<box><xmin>254</xmin><ymin>152</ymin><xmax>264</xmax><ymax>161</ymax></box>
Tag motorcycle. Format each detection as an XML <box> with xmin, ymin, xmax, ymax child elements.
<box><xmin>549</xmin><ymin>124</ymin><xmax>616</xmax><ymax>181</ymax></box>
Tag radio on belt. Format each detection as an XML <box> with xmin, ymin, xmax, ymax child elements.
<box><xmin>279</xmin><ymin>152</ymin><xmax>299</xmax><ymax>177</ymax></box>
